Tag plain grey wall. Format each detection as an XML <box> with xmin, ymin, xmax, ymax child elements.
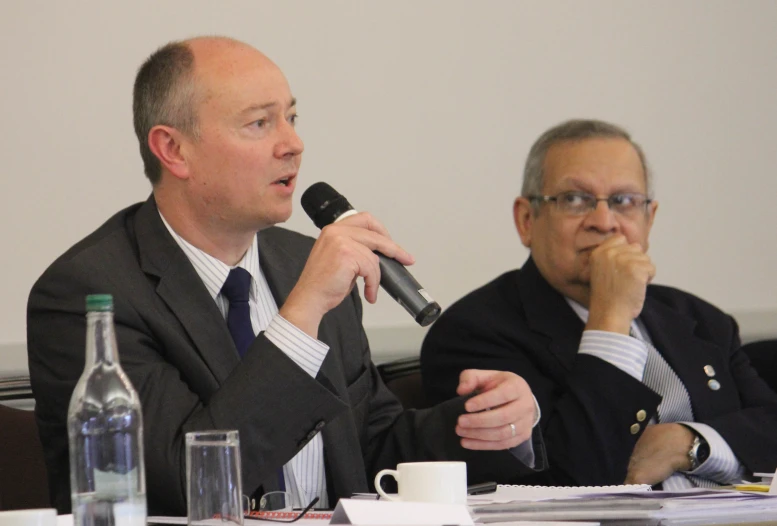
<box><xmin>2</xmin><ymin>1</ymin><xmax>776</xmax><ymax>363</ymax></box>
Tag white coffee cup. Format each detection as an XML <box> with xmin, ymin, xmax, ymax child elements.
<box><xmin>374</xmin><ymin>461</ymin><xmax>467</xmax><ymax>504</ymax></box>
<box><xmin>0</xmin><ymin>509</ymin><xmax>57</xmax><ymax>526</ymax></box>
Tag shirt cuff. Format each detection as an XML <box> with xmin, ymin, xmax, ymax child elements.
<box><xmin>578</xmin><ymin>330</ymin><xmax>648</xmax><ymax>381</ymax></box>
<box><xmin>264</xmin><ymin>314</ymin><xmax>329</xmax><ymax>378</ymax></box>
<box><xmin>680</xmin><ymin>422</ymin><xmax>746</xmax><ymax>483</ymax></box>
<box><xmin>532</xmin><ymin>394</ymin><xmax>541</xmax><ymax>428</ymax></box>
<box><xmin>507</xmin><ymin>394</ymin><xmax>542</xmax><ymax>468</ymax></box>
<box><xmin>510</xmin><ymin>436</ymin><xmax>535</xmax><ymax>468</ymax></box>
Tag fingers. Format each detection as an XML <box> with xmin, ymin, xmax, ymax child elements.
<box><xmin>351</xmin><ymin>243</ymin><xmax>381</xmax><ymax>304</ymax></box>
<box><xmin>591</xmin><ymin>236</ymin><xmax>655</xmax><ymax>286</ymax></box>
<box><xmin>455</xmin><ymin>370</ymin><xmax>535</xmax><ymax>450</ymax></box>
<box><xmin>329</xmin><ymin>212</ymin><xmax>416</xmax><ymax>266</ymax></box>
<box><xmin>456</xmin><ymin>402</ymin><xmax>534</xmax><ymax>450</ymax></box>
<box><xmin>456</xmin><ymin>369</ymin><xmax>496</xmax><ymax>397</ymax></box>
<box><xmin>459</xmin><ymin>431</ymin><xmax>531</xmax><ymax>450</ymax></box>
<box><xmin>335</xmin><ymin>210</ymin><xmax>393</xmax><ymax>238</ymax></box>
<box><xmin>283</xmin><ymin>211</ymin><xmax>408</xmax><ymax>329</ymax></box>
<box><xmin>458</xmin><ymin>370</ymin><xmax>530</xmax><ymax>412</ymax></box>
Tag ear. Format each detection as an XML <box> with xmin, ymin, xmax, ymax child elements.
<box><xmin>513</xmin><ymin>197</ymin><xmax>534</xmax><ymax>248</ymax></box>
<box><xmin>147</xmin><ymin>125</ymin><xmax>191</xmax><ymax>180</ymax></box>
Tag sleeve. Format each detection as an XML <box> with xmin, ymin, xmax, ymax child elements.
<box><xmin>421</xmin><ymin>296</ymin><xmax>662</xmax><ymax>487</ymax></box>
<box><xmin>26</xmin><ymin>257</ymin><xmax>351</xmax><ymax>516</ymax></box>
<box><xmin>681</xmin><ymin>422</ymin><xmax>746</xmax><ymax>483</ymax></box>
<box><xmin>579</xmin><ymin>330</ymin><xmax>648</xmax><ymax>381</ymax></box>
<box><xmin>688</xmin><ymin>313</ymin><xmax>777</xmax><ymax>475</ymax></box>
<box><xmin>334</xmin><ymin>288</ymin><xmax>547</xmax><ymax>490</ymax></box>
<box><xmin>265</xmin><ymin>314</ymin><xmax>328</xmax><ymax>377</ymax></box>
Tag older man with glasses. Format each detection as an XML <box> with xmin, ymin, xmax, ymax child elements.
<box><xmin>421</xmin><ymin>119</ymin><xmax>777</xmax><ymax>489</ymax></box>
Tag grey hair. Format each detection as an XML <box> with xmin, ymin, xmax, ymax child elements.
<box><xmin>521</xmin><ymin>119</ymin><xmax>652</xmax><ymax>210</ymax></box>
<box><xmin>133</xmin><ymin>40</ymin><xmax>199</xmax><ymax>185</ymax></box>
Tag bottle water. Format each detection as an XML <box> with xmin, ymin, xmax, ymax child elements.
<box><xmin>68</xmin><ymin>294</ymin><xmax>146</xmax><ymax>526</ymax></box>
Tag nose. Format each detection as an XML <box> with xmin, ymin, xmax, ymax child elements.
<box><xmin>275</xmin><ymin>119</ymin><xmax>304</xmax><ymax>158</ymax></box>
<box><xmin>582</xmin><ymin>199</ymin><xmax>619</xmax><ymax>234</ymax></box>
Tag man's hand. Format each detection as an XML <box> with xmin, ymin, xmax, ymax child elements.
<box><xmin>455</xmin><ymin>370</ymin><xmax>536</xmax><ymax>450</ymax></box>
<box><xmin>586</xmin><ymin>235</ymin><xmax>656</xmax><ymax>335</ymax></box>
<box><xmin>280</xmin><ymin>212</ymin><xmax>414</xmax><ymax>337</ymax></box>
<box><xmin>624</xmin><ymin>423</ymin><xmax>695</xmax><ymax>485</ymax></box>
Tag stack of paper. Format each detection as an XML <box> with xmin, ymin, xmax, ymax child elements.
<box><xmin>468</xmin><ymin>483</ymin><xmax>652</xmax><ymax>505</ymax></box>
<box><xmin>470</xmin><ymin>488</ymin><xmax>777</xmax><ymax>525</ymax></box>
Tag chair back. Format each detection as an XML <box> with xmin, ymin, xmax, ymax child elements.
<box><xmin>377</xmin><ymin>357</ymin><xmax>431</xmax><ymax>410</ymax></box>
<box><xmin>742</xmin><ymin>339</ymin><xmax>777</xmax><ymax>394</ymax></box>
<box><xmin>0</xmin><ymin>404</ymin><xmax>51</xmax><ymax>510</ymax></box>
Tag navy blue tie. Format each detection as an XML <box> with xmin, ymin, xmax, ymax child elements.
<box><xmin>220</xmin><ymin>267</ymin><xmax>286</xmax><ymax>491</ymax></box>
<box><xmin>221</xmin><ymin>267</ymin><xmax>254</xmax><ymax>358</ymax></box>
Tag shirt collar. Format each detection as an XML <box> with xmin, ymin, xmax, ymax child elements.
<box><xmin>158</xmin><ymin>210</ymin><xmax>260</xmax><ymax>300</ymax></box>
<box><xmin>565</xmin><ymin>297</ymin><xmax>646</xmax><ymax>340</ymax></box>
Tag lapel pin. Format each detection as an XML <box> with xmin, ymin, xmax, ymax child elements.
<box><xmin>707</xmin><ymin>379</ymin><xmax>721</xmax><ymax>391</ymax></box>
<box><xmin>704</xmin><ymin>365</ymin><xmax>716</xmax><ymax>377</ymax></box>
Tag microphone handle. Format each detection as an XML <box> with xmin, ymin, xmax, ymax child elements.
<box><xmin>376</xmin><ymin>253</ymin><xmax>441</xmax><ymax>327</ymax></box>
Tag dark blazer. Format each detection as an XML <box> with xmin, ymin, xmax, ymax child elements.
<box><xmin>27</xmin><ymin>197</ymin><xmax>544</xmax><ymax>515</ymax></box>
<box><xmin>421</xmin><ymin>257</ymin><xmax>777</xmax><ymax>486</ymax></box>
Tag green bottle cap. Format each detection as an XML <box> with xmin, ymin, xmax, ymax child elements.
<box><xmin>86</xmin><ymin>294</ymin><xmax>113</xmax><ymax>312</ymax></box>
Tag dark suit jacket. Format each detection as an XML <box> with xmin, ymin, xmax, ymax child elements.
<box><xmin>421</xmin><ymin>257</ymin><xmax>777</xmax><ymax>486</ymax></box>
<box><xmin>27</xmin><ymin>197</ymin><xmax>544</xmax><ymax>515</ymax></box>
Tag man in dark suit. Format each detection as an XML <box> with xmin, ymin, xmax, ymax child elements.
<box><xmin>27</xmin><ymin>37</ymin><xmax>543</xmax><ymax>515</ymax></box>
<box><xmin>421</xmin><ymin>119</ymin><xmax>777</xmax><ymax>488</ymax></box>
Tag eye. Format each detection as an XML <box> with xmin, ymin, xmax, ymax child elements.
<box><xmin>560</xmin><ymin>192</ymin><xmax>590</xmax><ymax>206</ymax></box>
<box><xmin>253</xmin><ymin>119</ymin><xmax>267</xmax><ymax>129</ymax></box>
<box><xmin>610</xmin><ymin>193</ymin><xmax>636</xmax><ymax>208</ymax></box>
<box><xmin>288</xmin><ymin>113</ymin><xmax>298</xmax><ymax>126</ymax></box>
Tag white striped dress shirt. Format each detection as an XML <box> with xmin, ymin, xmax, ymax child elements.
<box><xmin>567</xmin><ymin>299</ymin><xmax>745</xmax><ymax>487</ymax></box>
<box><xmin>160</xmin><ymin>213</ymin><xmax>328</xmax><ymax>508</ymax></box>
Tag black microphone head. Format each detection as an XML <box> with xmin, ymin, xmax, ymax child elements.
<box><xmin>301</xmin><ymin>182</ymin><xmax>355</xmax><ymax>229</ymax></box>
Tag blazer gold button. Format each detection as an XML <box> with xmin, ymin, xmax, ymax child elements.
<box><xmin>708</xmin><ymin>379</ymin><xmax>721</xmax><ymax>391</ymax></box>
<box><xmin>630</xmin><ymin>423</ymin><xmax>640</xmax><ymax>435</ymax></box>
<box><xmin>636</xmin><ymin>410</ymin><xmax>647</xmax><ymax>422</ymax></box>
<box><xmin>704</xmin><ymin>365</ymin><xmax>716</xmax><ymax>377</ymax></box>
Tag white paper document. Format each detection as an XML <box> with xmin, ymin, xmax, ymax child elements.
<box><xmin>470</xmin><ymin>489</ymin><xmax>777</xmax><ymax>524</ymax></box>
<box><xmin>468</xmin><ymin>483</ymin><xmax>652</xmax><ymax>504</ymax></box>
<box><xmin>330</xmin><ymin>498</ymin><xmax>474</xmax><ymax>525</ymax></box>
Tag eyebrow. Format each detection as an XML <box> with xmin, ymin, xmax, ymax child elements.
<box><xmin>239</xmin><ymin>98</ymin><xmax>297</xmax><ymax>117</ymax></box>
<box><xmin>557</xmin><ymin>179</ymin><xmax>643</xmax><ymax>195</ymax></box>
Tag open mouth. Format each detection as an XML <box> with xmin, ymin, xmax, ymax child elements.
<box><xmin>274</xmin><ymin>175</ymin><xmax>295</xmax><ymax>187</ymax></box>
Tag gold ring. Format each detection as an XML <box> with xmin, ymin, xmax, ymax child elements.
<box><xmin>509</xmin><ymin>423</ymin><xmax>516</xmax><ymax>437</ymax></box>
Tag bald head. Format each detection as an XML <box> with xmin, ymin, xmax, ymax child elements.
<box><xmin>185</xmin><ymin>37</ymin><xmax>283</xmax><ymax>105</ymax></box>
<box><xmin>133</xmin><ymin>36</ymin><xmax>281</xmax><ymax>184</ymax></box>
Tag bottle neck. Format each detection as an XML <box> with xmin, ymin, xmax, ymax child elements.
<box><xmin>85</xmin><ymin>311</ymin><xmax>119</xmax><ymax>366</ymax></box>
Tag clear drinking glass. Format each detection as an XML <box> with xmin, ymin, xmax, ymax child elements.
<box><xmin>186</xmin><ymin>430</ymin><xmax>243</xmax><ymax>526</ymax></box>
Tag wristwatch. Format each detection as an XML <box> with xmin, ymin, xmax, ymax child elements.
<box><xmin>688</xmin><ymin>434</ymin><xmax>710</xmax><ymax>471</ymax></box>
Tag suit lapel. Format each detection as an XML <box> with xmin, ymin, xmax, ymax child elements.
<box><xmin>517</xmin><ymin>258</ymin><xmax>586</xmax><ymax>370</ymax></box>
<box><xmin>257</xmin><ymin>227</ymin><xmax>302</xmax><ymax>309</ymax></box>
<box><xmin>134</xmin><ymin>196</ymin><xmax>240</xmax><ymax>383</ymax></box>
<box><xmin>640</xmin><ymin>296</ymin><xmax>728</xmax><ymax>413</ymax></box>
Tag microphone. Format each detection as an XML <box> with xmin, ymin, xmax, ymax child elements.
<box><xmin>301</xmin><ymin>182</ymin><xmax>442</xmax><ymax>327</ymax></box>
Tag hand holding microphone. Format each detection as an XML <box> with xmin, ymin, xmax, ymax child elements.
<box><xmin>301</xmin><ymin>183</ymin><xmax>441</xmax><ymax>327</ymax></box>
<box><xmin>279</xmin><ymin>183</ymin><xmax>440</xmax><ymax>337</ymax></box>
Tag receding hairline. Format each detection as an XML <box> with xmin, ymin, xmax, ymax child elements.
<box><xmin>184</xmin><ymin>37</ymin><xmax>285</xmax><ymax>100</ymax></box>
<box><xmin>521</xmin><ymin>119</ymin><xmax>653</xmax><ymax>201</ymax></box>
<box><xmin>543</xmin><ymin>137</ymin><xmax>647</xmax><ymax>190</ymax></box>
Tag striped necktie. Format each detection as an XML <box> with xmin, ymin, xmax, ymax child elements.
<box><xmin>632</xmin><ymin>328</ymin><xmax>719</xmax><ymax>489</ymax></box>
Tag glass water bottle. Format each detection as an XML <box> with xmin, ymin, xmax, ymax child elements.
<box><xmin>67</xmin><ymin>294</ymin><xmax>146</xmax><ymax>526</ymax></box>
